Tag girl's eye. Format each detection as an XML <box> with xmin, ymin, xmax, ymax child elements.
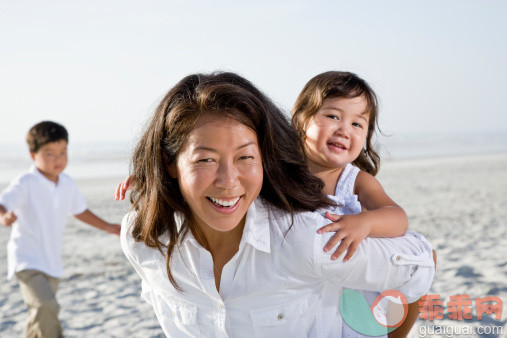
<box><xmin>352</xmin><ymin>122</ymin><xmax>363</xmax><ymax>128</ymax></box>
<box><xmin>326</xmin><ymin>115</ymin><xmax>339</xmax><ymax>120</ymax></box>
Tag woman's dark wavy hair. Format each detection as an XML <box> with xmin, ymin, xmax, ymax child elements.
<box><xmin>129</xmin><ymin>72</ymin><xmax>332</xmax><ymax>290</ymax></box>
<box><xmin>292</xmin><ymin>71</ymin><xmax>381</xmax><ymax>176</ymax></box>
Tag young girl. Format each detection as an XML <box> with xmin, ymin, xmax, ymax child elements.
<box><xmin>292</xmin><ymin>71</ymin><xmax>417</xmax><ymax>337</ymax></box>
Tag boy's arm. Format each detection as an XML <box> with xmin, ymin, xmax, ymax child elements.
<box><xmin>74</xmin><ymin>209</ymin><xmax>121</xmax><ymax>236</ymax></box>
<box><xmin>0</xmin><ymin>204</ymin><xmax>17</xmax><ymax>226</ymax></box>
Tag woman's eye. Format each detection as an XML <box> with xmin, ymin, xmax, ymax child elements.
<box><xmin>197</xmin><ymin>158</ymin><xmax>214</xmax><ymax>163</ymax></box>
<box><xmin>239</xmin><ymin>155</ymin><xmax>254</xmax><ymax>160</ymax></box>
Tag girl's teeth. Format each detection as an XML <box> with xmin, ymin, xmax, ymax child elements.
<box><xmin>210</xmin><ymin>197</ymin><xmax>240</xmax><ymax>207</ymax></box>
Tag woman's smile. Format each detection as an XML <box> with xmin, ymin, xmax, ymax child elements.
<box><xmin>206</xmin><ymin>196</ymin><xmax>242</xmax><ymax>214</ymax></box>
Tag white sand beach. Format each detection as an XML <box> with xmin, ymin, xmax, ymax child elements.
<box><xmin>1</xmin><ymin>152</ymin><xmax>506</xmax><ymax>337</ymax></box>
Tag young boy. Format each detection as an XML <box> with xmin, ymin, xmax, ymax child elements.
<box><xmin>0</xmin><ymin>121</ymin><xmax>121</xmax><ymax>338</ymax></box>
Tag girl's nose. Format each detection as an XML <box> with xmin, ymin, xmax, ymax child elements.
<box><xmin>216</xmin><ymin>162</ymin><xmax>239</xmax><ymax>190</ymax></box>
<box><xmin>334</xmin><ymin>122</ymin><xmax>350</xmax><ymax>138</ymax></box>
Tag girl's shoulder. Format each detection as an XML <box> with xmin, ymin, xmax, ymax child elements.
<box><xmin>335</xmin><ymin>163</ymin><xmax>361</xmax><ymax>197</ymax></box>
<box><xmin>353</xmin><ymin>169</ymin><xmax>380</xmax><ymax>196</ymax></box>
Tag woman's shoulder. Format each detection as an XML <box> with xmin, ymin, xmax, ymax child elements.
<box><xmin>120</xmin><ymin>211</ymin><xmax>168</xmax><ymax>265</ymax></box>
<box><xmin>257</xmin><ymin>198</ymin><xmax>328</xmax><ymax>234</ymax></box>
<box><xmin>120</xmin><ymin>211</ymin><xmax>138</xmax><ymax>249</ymax></box>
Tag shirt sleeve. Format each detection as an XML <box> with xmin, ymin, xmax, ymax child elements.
<box><xmin>69</xmin><ymin>179</ymin><xmax>87</xmax><ymax>215</ymax></box>
<box><xmin>294</xmin><ymin>211</ymin><xmax>435</xmax><ymax>303</ymax></box>
<box><xmin>0</xmin><ymin>175</ymin><xmax>28</xmax><ymax>211</ymax></box>
<box><xmin>120</xmin><ymin>213</ymin><xmax>155</xmax><ymax>305</ymax></box>
<box><xmin>315</xmin><ymin>228</ymin><xmax>435</xmax><ymax>302</ymax></box>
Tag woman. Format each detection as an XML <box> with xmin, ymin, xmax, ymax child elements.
<box><xmin>121</xmin><ymin>72</ymin><xmax>435</xmax><ymax>337</ymax></box>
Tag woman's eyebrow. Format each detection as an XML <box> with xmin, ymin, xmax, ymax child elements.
<box><xmin>194</xmin><ymin>141</ymin><xmax>257</xmax><ymax>152</ymax></box>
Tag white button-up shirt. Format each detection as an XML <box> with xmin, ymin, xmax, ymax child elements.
<box><xmin>121</xmin><ymin>197</ymin><xmax>435</xmax><ymax>337</ymax></box>
<box><xmin>0</xmin><ymin>166</ymin><xmax>87</xmax><ymax>279</ymax></box>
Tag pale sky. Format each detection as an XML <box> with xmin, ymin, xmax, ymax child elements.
<box><xmin>1</xmin><ymin>0</ymin><xmax>506</xmax><ymax>145</ymax></box>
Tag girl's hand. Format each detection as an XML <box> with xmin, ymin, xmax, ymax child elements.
<box><xmin>0</xmin><ymin>211</ymin><xmax>17</xmax><ymax>226</ymax></box>
<box><xmin>317</xmin><ymin>212</ymin><xmax>371</xmax><ymax>261</ymax></box>
<box><xmin>114</xmin><ymin>176</ymin><xmax>132</xmax><ymax>201</ymax></box>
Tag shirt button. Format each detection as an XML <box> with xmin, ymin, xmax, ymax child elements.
<box><xmin>218</xmin><ymin>302</ymin><xmax>223</xmax><ymax>309</ymax></box>
<box><xmin>277</xmin><ymin>313</ymin><xmax>284</xmax><ymax>320</ymax></box>
<box><xmin>396</xmin><ymin>255</ymin><xmax>402</xmax><ymax>262</ymax></box>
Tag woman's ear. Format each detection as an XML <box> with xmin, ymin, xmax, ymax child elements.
<box><xmin>163</xmin><ymin>153</ymin><xmax>178</xmax><ymax>178</ymax></box>
<box><xmin>167</xmin><ymin>163</ymin><xmax>178</xmax><ymax>178</ymax></box>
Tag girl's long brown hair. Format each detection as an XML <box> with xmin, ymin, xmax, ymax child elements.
<box><xmin>292</xmin><ymin>71</ymin><xmax>381</xmax><ymax>175</ymax></box>
<box><xmin>129</xmin><ymin>72</ymin><xmax>332</xmax><ymax>290</ymax></box>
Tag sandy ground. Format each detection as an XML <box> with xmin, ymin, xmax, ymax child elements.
<box><xmin>1</xmin><ymin>152</ymin><xmax>506</xmax><ymax>337</ymax></box>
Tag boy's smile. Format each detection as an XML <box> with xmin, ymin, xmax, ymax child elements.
<box><xmin>30</xmin><ymin>140</ymin><xmax>68</xmax><ymax>183</ymax></box>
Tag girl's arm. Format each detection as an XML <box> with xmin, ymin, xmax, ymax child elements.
<box><xmin>318</xmin><ymin>171</ymin><xmax>408</xmax><ymax>261</ymax></box>
<box><xmin>354</xmin><ymin>170</ymin><xmax>408</xmax><ymax>237</ymax></box>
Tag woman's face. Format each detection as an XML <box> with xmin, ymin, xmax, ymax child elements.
<box><xmin>173</xmin><ymin>115</ymin><xmax>263</xmax><ymax>233</ymax></box>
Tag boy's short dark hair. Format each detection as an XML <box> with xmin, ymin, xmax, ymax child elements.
<box><xmin>26</xmin><ymin>121</ymin><xmax>68</xmax><ymax>153</ymax></box>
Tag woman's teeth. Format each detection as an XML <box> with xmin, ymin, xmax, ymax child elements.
<box><xmin>209</xmin><ymin>196</ymin><xmax>240</xmax><ymax>207</ymax></box>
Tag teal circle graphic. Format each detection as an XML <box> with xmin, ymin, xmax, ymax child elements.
<box><xmin>340</xmin><ymin>289</ymin><xmax>398</xmax><ymax>336</ymax></box>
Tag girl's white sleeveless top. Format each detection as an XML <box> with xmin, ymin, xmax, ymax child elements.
<box><xmin>335</xmin><ymin>164</ymin><xmax>387</xmax><ymax>338</ymax></box>
<box><xmin>333</xmin><ymin>163</ymin><xmax>362</xmax><ymax>215</ymax></box>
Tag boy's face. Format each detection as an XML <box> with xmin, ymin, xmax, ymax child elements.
<box><xmin>30</xmin><ymin>140</ymin><xmax>68</xmax><ymax>183</ymax></box>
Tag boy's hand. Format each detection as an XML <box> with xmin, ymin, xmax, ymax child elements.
<box><xmin>114</xmin><ymin>176</ymin><xmax>132</xmax><ymax>201</ymax></box>
<box><xmin>0</xmin><ymin>211</ymin><xmax>17</xmax><ymax>226</ymax></box>
<box><xmin>106</xmin><ymin>223</ymin><xmax>121</xmax><ymax>237</ymax></box>
<box><xmin>317</xmin><ymin>212</ymin><xmax>371</xmax><ymax>261</ymax></box>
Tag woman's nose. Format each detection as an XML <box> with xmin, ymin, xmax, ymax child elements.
<box><xmin>216</xmin><ymin>162</ymin><xmax>239</xmax><ymax>190</ymax></box>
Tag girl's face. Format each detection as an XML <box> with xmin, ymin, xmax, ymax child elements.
<box><xmin>304</xmin><ymin>96</ymin><xmax>369</xmax><ymax>170</ymax></box>
<box><xmin>173</xmin><ymin>115</ymin><xmax>263</xmax><ymax>233</ymax></box>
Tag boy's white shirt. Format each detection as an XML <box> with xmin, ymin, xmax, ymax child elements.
<box><xmin>0</xmin><ymin>165</ymin><xmax>87</xmax><ymax>279</ymax></box>
<box><xmin>121</xmin><ymin>197</ymin><xmax>435</xmax><ymax>338</ymax></box>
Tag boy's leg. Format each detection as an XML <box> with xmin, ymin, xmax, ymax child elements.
<box><xmin>15</xmin><ymin>269</ymin><xmax>62</xmax><ymax>338</ymax></box>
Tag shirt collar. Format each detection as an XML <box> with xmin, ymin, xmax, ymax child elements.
<box><xmin>181</xmin><ymin>198</ymin><xmax>271</xmax><ymax>254</ymax></box>
<box><xmin>241</xmin><ymin>198</ymin><xmax>271</xmax><ymax>253</ymax></box>
<box><xmin>29</xmin><ymin>165</ymin><xmax>58</xmax><ymax>186</ymax></box>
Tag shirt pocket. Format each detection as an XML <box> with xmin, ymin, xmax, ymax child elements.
<box><xmin>250</xmin><ymin>296</ymin><xmax>310</xmax><ymax>337</ymax></box>
<box><xmin>155</xmin><ymin>295</ymin><xmax>201</xmax><ymax>337</ymax></box>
